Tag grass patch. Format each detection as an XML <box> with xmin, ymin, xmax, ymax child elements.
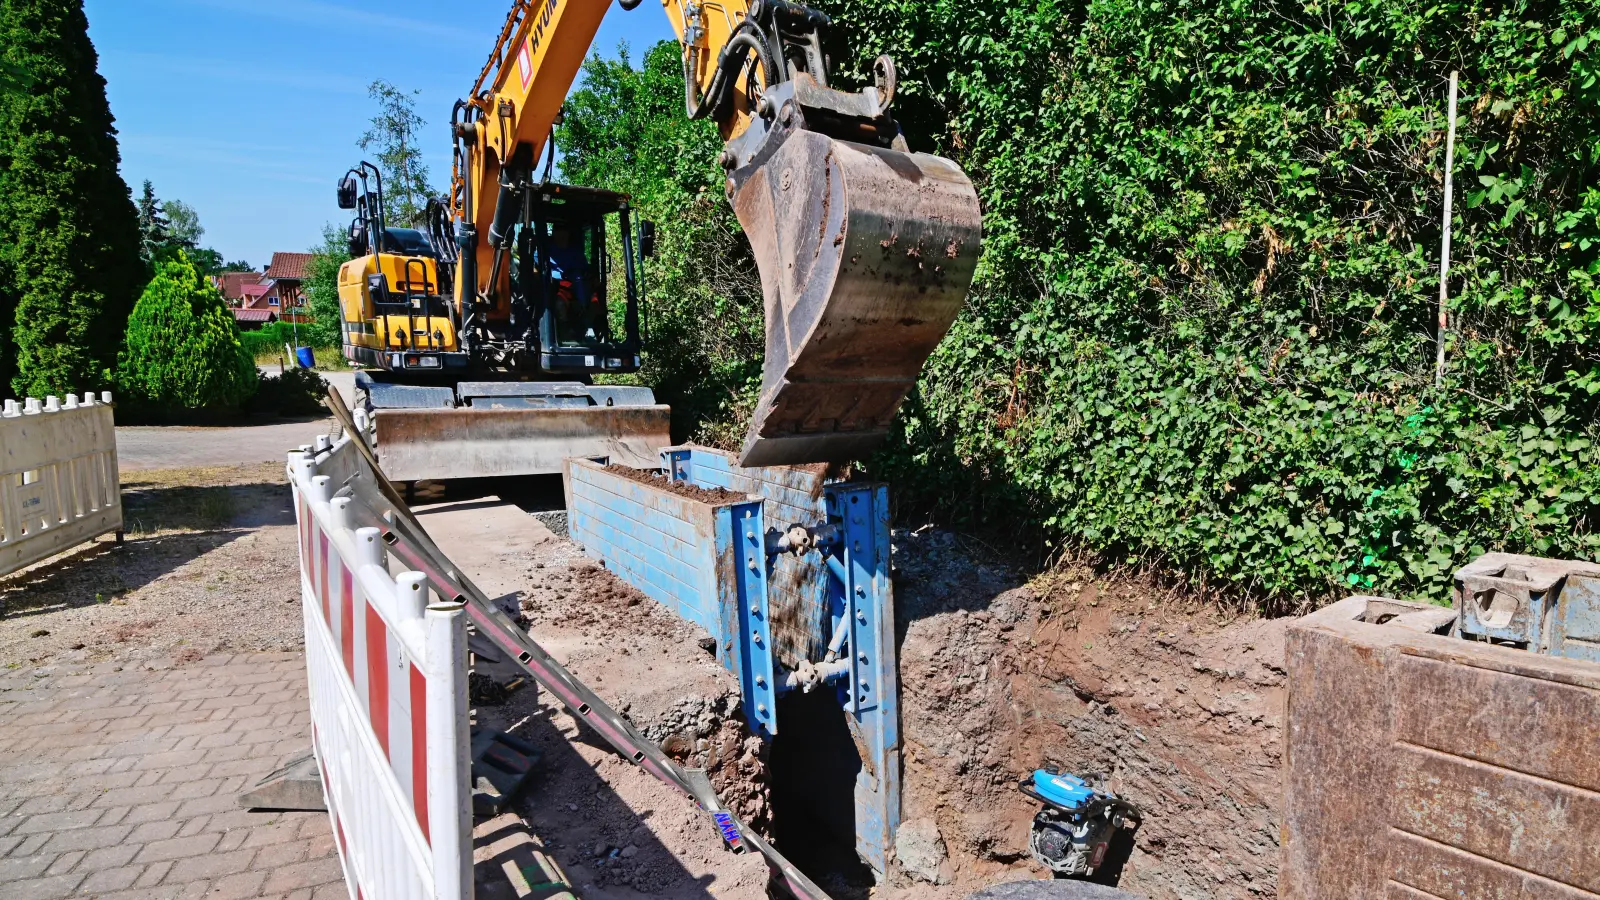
<box><xmin>119</xmin><ymin>463</ymin><xmax>286</xmax><ymax>534</ymax></box>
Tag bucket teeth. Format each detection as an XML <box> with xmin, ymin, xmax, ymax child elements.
<box><xmin>731</xmin><ymin>131</ymin><xmax>983</xmax><ymax>468</ymax></box>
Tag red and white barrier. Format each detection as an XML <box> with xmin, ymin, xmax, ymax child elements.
<box><xmin>289</xmin><ymin>444</ymin><xmax>471</xmax><ymax>900</ymax></box>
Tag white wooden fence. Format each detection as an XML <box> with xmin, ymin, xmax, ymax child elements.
<box><xmin>0</xmin><ymin>393</ymin><xmax>121</xmax><ymax>577</ymax></box>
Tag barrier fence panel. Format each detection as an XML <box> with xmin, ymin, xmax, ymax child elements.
<box><xmin>290</xmin><ymin>443</ymin><xmax>472</xmax><ymax>900</ymax></box>
<box><xmin>0</xmin><ymin>393</ymin><xmax>121</xmax><ymax>577</ymax></box>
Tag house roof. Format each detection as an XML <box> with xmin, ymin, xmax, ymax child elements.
<box><xmin>240</xmin><ymin>282</ymin><xmax>273</xmax><ymax>297</ymax></box>
<box><xmin>214</xmin><ymin>271</ymin><xmax>263</xmax><ymax>300</ymax></box>
<box><xmin>233</xmin><ymin>309</ymin><xmax>278</xmax><ymax>323</ymax></box>
<box><xmin>263</xmin><ymin>252</ymin><xmax>315</xmax><ymax>281</ymax></box>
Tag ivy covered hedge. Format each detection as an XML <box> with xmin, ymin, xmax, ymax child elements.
<box><xmin>572</xmin><ymin>0</ymin><xmax>1600</xmax><ymax>607</ymax></box>
<box><xmin>813</xmin><ymin>0</ymin><xmax>1600</xmax><ymax>605</ymax></box>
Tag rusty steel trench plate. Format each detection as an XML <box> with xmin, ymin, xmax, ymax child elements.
<box><xmin>732</xmin><ymin>131</ymin><xmax>983</xmax><ymax>467</ymax></box>
<box><xmin>372</xmin><ymin>405</ymin><xmax>671</xmax><ymax>482</ymax></box>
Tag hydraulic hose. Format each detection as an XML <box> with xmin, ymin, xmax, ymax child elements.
<box><xmin>685</xmin><ymin>22</ymin><xmax>779</xmax><ymax>121</ymax></box>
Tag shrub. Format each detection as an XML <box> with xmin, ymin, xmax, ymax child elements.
<box><xmin>248</xmin><ymin>367</ymin><xmax>328</xmax><ymax>418</ymax></box>
<box><xmin>238</xmin><ymin>321</ymin><xmax>297</xmax><ymax>360</ymax></box>
<box><xmin>571</xmin><ymin>5</ymin><xmax>1600</xmax><ymax>608</ymax></box>
<box><xmin>821</xmin><ymin>0</ymin><xmax>1600</xmax><ymax>607</ymax></box>
<box><xmin>116</xmin><ymin>251</ymin><xmax>257</xmax><ymax>420</ymax></box>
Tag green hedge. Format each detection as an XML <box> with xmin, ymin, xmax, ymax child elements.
<box><xmin>239</xmin><ymin>321</ymin><xmax>298</xmax><ymax>359</ymax></box>
<box><xmin>800</xmin><ymin>0</ymin><xmax>1600</xmax><ymax>606</ymax></box>
<box><xmin>570</xmin><ymin>0</ymin><xmax>1600</xmax><ymax>607</ymax></box>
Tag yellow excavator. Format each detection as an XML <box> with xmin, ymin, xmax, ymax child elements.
<box><xmin>336</xmin><ymin>0</ymin><xmax>983</xmax><ymax>480</ymax></box>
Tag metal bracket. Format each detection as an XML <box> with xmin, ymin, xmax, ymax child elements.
<box><xmin>731</xmin><ymin>503</ymin><xmax>780</xmax><ymax>739</ymax></box>
<box><xmin>827</xmin><ymin>484</ymin><xmax>885</xmax><ymax>716</ymax></box>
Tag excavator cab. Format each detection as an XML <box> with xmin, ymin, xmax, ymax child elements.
<box><xmin>510</xmin><ymin>185</ymin><xmax>644</xmax><ymax>376</ymax></box>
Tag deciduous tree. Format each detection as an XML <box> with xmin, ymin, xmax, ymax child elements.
<box><xmin>359</xmin><ymin>79</ymin><xmax>434</xmax><ymax>227</ymax></box>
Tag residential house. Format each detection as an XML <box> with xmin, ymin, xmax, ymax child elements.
<box><xmin>211</xmin><ymin>251</ymin><xmax>317</xmax><ymax>328</ymax></box>
<box><xmin>262</xmin><ymin>252</ymin><xmax>314</xmax><ymax>311</ymax></box>
<box><xmin>214</xmin><ymin>271</ymin><xmax>260</xmax><ymax>307</ymax></box>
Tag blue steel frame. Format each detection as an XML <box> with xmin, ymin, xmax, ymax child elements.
<box><xmin>565</xmin><ymin>450</ymin><xmax>902</xmax><ymax>874</ymax></box>
<box><xmin>564</xmin><ymin>459</ymin><xmax>779</xmax><ymax>737</ymax></box>
<box><xmin>663</xmin><ymin>447</ymin><xmax>901</xmax><ymax>875</ymax></box>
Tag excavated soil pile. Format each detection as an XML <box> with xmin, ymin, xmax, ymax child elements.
<box><xmin>602</xmin><ymin>464</ymin><xmax>750</xmax><ymax>504</ymax></box>
<box><xmin>419</xmin><ymin>497</ymin><xmax>774</xmax><ymax>899</ymax></box>
<box><xmin>883</xmin><ymin>529</ymin><xmax>1286</xmax><ymax>900</ymax></box>
<box><xmin>526</xmin><ymin>559</ymin><xmax>773</xmax><ymax>830</ymax></box>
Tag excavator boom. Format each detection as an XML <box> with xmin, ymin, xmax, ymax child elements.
<box><xmin>452</xmin><ymin>0</ymin><xmax>982</xmax><ymax>466</ymax></box>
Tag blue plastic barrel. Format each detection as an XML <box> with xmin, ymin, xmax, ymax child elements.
<box><xmin>295</xmin><ymin>346</ymin><xmax>315</xmax><ymax>369</ymax></box>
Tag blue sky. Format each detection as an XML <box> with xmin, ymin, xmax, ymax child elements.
<box><xmin>84</xmin><ymin>0</ymin><xmax>676</xmax><ymax>269</ymax></box>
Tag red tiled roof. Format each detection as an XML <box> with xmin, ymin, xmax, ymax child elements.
<box><xmin>241</xmin><ymin>282</ymin><xmax>271</xmax><ymax>297</ymax></box>
<box><xmin>233</xmin><ymin>309</ymin><xmax>278</xmax><ymax>323</ymax></box>
<box><xmin>263</xmin><ymin>252</ymin><xmax>315</xmax><ymax>281</ymax></box>
<box><xmin>214</xmin><ymin>271</ymin><xmax>263</xmax><ymax>300</ymax></box>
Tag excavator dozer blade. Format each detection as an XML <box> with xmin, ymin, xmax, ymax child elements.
<box><xmin>731</xmin><ymin>130</ymin><xmax>982</xmax><ymax>467</ymax></box>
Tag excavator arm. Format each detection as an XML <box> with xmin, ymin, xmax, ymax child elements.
<box><xmin>450</xmin><ymin>0</ymin><xmax>983</xmax><ymax>466</ymax></box>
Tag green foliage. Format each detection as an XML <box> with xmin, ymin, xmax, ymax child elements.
<box><xmin>570</xmin><ymin>4</ymin><xmax>1600</xmax><ymax>606</ymax></box>
<box><xmin>360</xmin><ymin>80</ymin><xmax>434</xmax><ymax>227</ymax></box>
<box><xmin>133</xmin><ymin>184</ymin><xmax>228</xmax><ymax>272</ymax></box>
<box><xmin>237</xmin><ymin>321</ymin><xmax>298</xmax><ymax>360</ymax></box>
<box><xmin>247</xmin><ymin>367</ymin><xmax>328</xmax><ymax>418</ymax></box>
<box><xmin>188</xmin><ymin>247</ymin><xmax>225</xmax><ymax>276</ymax></box>
<box><xmin>164</xmin><ymin>199</ymin><xmax>202</xmax><ymax>249</ymax></box>
<box><xmin>136</xmin><ymin>180</ymin><xmax>169</xmax><ymax>260</ymax></box>
<box><xmin>556</xmin><ymin>43</ymin><xmax>765</xmax><ymax>443</ymax></box>
<box><xmin>0</xmin><ymin>0</ymin><xmax>144</xmax><ymax>398</ymax></box>
<box><xmin>301</xmin><ymin>224</ymin><xmax>350</xmax><ymax>350</ymax></box>
<box><xmin>807</xmin><ymin>0</ymin><xmax>1600</xmax><ymax>606</ymax></box>
<box><xmin>116</xmin><ymin>251</ymin><xmax>257</xmax><ymax>419</ymax></box>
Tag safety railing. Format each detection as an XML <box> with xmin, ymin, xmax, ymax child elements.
<box><xmin>289</xmin><ymin>445</ymin><xmax>472</xmax><ymax>900</ymax></box>
<box><xmin>0</xmin><ymin>393</ymin><xmax>121</xmax><ymax>577</ymax></box>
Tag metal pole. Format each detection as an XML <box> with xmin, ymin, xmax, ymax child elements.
<box><xmin>1435</xmin><ymin>70</ymin><xmax>1459</xmax><ymax>388</ymax></box>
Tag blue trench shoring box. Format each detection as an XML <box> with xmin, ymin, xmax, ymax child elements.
<box><xmin>562</xmin><ymin>446</ymin><xmax>901</xmax><ymax>876</ymax></box>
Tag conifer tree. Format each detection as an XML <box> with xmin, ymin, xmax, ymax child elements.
<box><xmin>0</xmin><ymin>0</ymin><xmax>143</xmax><ymax>398</ymax></box>
<box><xmin>136</xmin><ymin>180</ymin><xmax>170</xmax><ymax>260</ymax></box>
<box><xmin>117</xmin><ymin>250</ymin><xmax>256</xmax><ymax>418</ymax></box>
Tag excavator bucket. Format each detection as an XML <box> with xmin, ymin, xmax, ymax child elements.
<box><xmin>731</xmin><ymin>130</ymin><xmax>983</xmax><ymax>467</ymax></box>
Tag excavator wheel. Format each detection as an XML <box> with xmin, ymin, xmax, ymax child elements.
<box><xmin>731</xmin><ymin>130</ymin><xmax>983</xmax><ymax>467</ymax></box>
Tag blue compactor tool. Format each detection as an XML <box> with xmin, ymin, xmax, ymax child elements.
<box><xmin>1019</xmin><ymin>769</ymin><xmax>1143</xmax><ymax>879</ymax></box>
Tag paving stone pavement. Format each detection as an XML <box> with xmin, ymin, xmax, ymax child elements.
<box><xmin>0</xmin><ymin>653</ymin><xmax>346</xmax><ymax>899</ymax></box>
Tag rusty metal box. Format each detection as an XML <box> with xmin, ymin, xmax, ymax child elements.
<box><xmin>1454</xmin><ymin>552</ymin><xmax>1600</xmax><ymax>663</ymax></box>
<box><xmin>1282</xmin><ymin>591</ymin><xmax>1600</xmax><ymax>899</ymax></box>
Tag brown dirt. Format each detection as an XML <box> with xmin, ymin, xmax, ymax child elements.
<box><xmin>879</xmin><ymin>529</ymin><xmax>1285</xmax><ymax>900</ymax></box>
<box><xmin>603</xmin><ymin>464</ymin><xmax>750</xmax><ymax>505</ymax></box>
<box><xmin>0</xmin><ymin>462</ymin><xmax>305</xmax><ymax>669</ymax></box>
<box><xmin>416</xmin><ymin>495</ymin><xmax>775</xmax><ymax>897</ymax></box>
<box><xmin>521</xmin><ymin>559</ymin><xmax>773</xmax><ymax>830</ymax></box>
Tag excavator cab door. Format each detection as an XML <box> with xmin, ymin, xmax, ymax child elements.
<box><xmin>519</xmin><ymin>186</ymin><xmax>644</xmax><ymax>377</ymax></box>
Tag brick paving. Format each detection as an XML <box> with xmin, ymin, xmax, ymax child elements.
<box><xmin>0</xmin><ymin>653</ymin><xmax>345</xmax><ymax>900</ymax></box>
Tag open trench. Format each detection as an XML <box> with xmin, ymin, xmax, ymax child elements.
<box><xmin>418</xmin><ymin>479</ymin><xmax>1287</xmax><ymax>900</ymax></box>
